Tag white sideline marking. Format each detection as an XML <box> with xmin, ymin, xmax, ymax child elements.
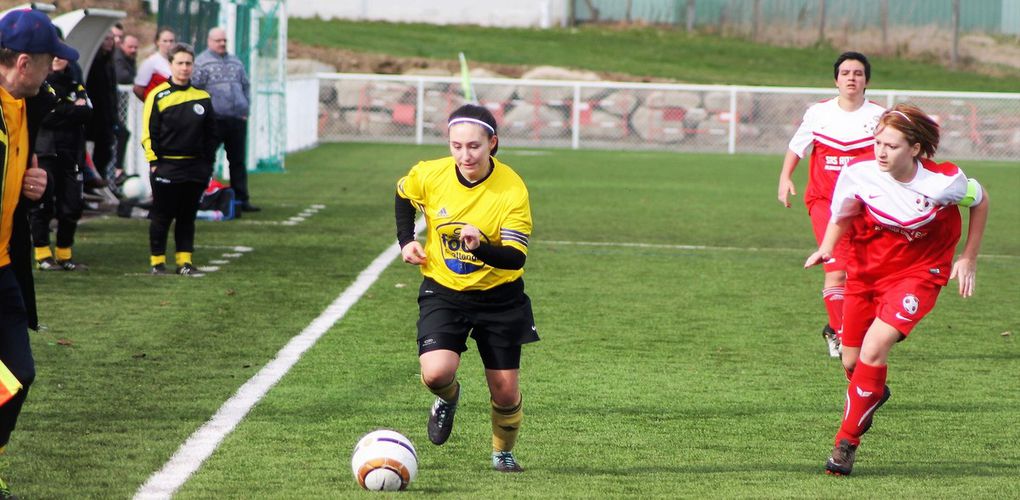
<box><xmin>543</xmin><ymin>240</ymin><xmax>1020</xmax><ymax>260</ymax></box>
<box><xmin>542</xmin><ymin>240</ymin><xmax>798</xmax><ymax>253</ymax></box>
<box><xmin>134</xmin><ymin>221</ymin><xmax>423</xmax><ymax>500</ymax></box>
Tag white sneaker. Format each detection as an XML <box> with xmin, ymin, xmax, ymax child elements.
<box><xmin>822</xmin><ymin>325</ymin><xmax>841</xmax><ymax>358</ymax></box>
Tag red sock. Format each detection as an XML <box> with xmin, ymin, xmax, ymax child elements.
<box><xmin>823</xmin><ymin>286</ymin><xmax>845</xmax><ymax>337</ymax></box>
<box><xmin>835</xmin><ymin>360</ymin><xmax>887</xmax><ymax>446</ymax></box>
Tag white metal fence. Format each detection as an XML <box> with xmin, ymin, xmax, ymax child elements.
<box><xmin>303</xmin><ymin>73</ymin><xmax>1020</xmax><ymax>161</ymax></box>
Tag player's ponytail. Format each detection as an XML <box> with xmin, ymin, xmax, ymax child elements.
<box><xmin>448</xmin><ymin>104</ymin><xmax>499</xmax><ymax>156</ymax></box>
<box><xmin>876</xmin><ymin>103</ymin><xmax>940</xmax><ymax>159</ymax></box>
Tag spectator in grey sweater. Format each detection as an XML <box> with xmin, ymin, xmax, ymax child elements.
<box><xmin>192</xmin><ymin>27</ymin><xmax>259</xmax><ymax>212</ymax></box>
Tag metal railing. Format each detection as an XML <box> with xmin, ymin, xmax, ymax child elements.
<box><xmin>305</xmin><ymin>73</ymin><xmax>1020</xmax><ymax>161</ymax></box>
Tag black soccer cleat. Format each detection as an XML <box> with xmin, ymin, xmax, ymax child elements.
<box><xmin>56</xmin><ymin>259</ymin><xmax>86</xmax><ymax>271</ymax></box>
<box><xmin>36</xmin><ymin>257</ymin><xmax>61</xmax><ymax>271</ymax></box>
<box><xmin>176</xmin><ymin>263</ymin><xmax>202</xmax><ymax>276</ymax></box>
<box><xmin>427</xmin><ymin>386</ymin><xmax>459</xmax><ymax>445</ymax></box>
<box><xmin>859</xmin><ymin>385</ymin><xmax>891</xmax><ymax>436</ymax></box>
<box><xmin>492</xmin><ymin>451</ymin><xmax>524</xmax><ymax>473</ymax></box>
<box><xmin>822</xmin><ymin>324</ymin><xmax>841</xmax><ymax>358</ymax></box>
<box><xmin>825</xmin><ymin>439</ymin><xmax>858</xmax><ymax>476</ymax></box>
<box><xmin>150</xmin><ymin>263</ymin><xmax>168</xmax><ymax>275</ymax></box>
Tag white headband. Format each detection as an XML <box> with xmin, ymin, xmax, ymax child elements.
<box><xmin>448</xmin><ymin>117</ymin><xmax>495</xmax><ymax>134</ymax></box>
<box><xmin>890</xmin><ymin>110</ymin><xmax>912</xmax><ymax>123</ymax></box>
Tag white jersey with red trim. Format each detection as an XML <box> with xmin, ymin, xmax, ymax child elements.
<box><xmin>788</xmin><ymin>98</ymin><xmax>885</xmax><ymax>206</ymax></box>
<box><xmin>829</xmin><ymin>155</ymin><xmax>984</xmax><ymax>286</ymax></box>
<box><xmin>134</xmin><ymin>52</ymin><xmax>171</xmax><ymax>98</ymax></box>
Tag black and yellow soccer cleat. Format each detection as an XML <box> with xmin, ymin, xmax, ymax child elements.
<box><xmin>492</xmin><ymin>451</ymin><xmax>524</xmax><ymax>473</ymax></box>
<box><xmin>427</xmin><ymin>386</ymin><xmax>459</xmax><ymax>445</ymax></box>
<box><xmin>36</xmin><ymin>257</ymin><xmax>61</xmax><ymax>271</ymax></box>
<box><xmin>176</xmin><ymin>263</ymin><xmax>203</xmax><ymax>276</ymax></box>
<box><xmin>0</xmin><ymin>475</ymin><xmax>17</xmax><ymax>499</ymax></box>
<box><xmin>56</xmin><ymin>259</ymin><xmax>86</xmax><ymax>271</ymax></box>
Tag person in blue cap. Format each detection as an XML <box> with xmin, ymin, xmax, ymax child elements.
<box><xmin>0</xmin><ymin>8</ymin><xmax>79</xmax><ymax>498</ymax></box>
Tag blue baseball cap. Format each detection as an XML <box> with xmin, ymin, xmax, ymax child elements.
<box><xmin>0</xmin><ymin>9</ymin><xmax>79</xmax><ymax>61</ymax></box>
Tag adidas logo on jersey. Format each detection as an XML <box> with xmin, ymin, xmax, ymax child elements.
<box><xmin>437</xmin><ymin>207</ymin><xmax>448</xmax><ymax>218</ymax></box>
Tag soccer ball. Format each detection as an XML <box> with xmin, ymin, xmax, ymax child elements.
<box><xmin>351</xmin><ymin>429</ymin><xmax>418</xmax><ymax>491</ymax></box>
<box><xmin>120</xmin><ymin>176</ymin><xmax>148</xmax><ymax>200</ymax></box>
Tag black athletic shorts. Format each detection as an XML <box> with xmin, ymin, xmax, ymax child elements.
<box><xmin>416</xmin><ymin>277</ymin><xmax>539</xmax><ymax>370</ymax></box>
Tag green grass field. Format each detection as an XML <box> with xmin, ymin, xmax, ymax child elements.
<box><xmin>289</xmin><ymin>18</ymin><xmax>1020</xmax><ymax>92</ymax></box>
<box><xmin>2</xmin><ymin>143</ymin><xmax>1017</xmax><ymax>498</ymax></box>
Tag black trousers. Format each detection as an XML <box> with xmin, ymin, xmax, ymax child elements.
<box><xmin>30</xmin><ymin>155</ymin><xmax>84</xmax><ymax>250</ymax></box>
<box><xmin>0</xmin><ymin>266</ymin><xmax>35</xmax><ymax>448</ymax></box>
<box><xmin>114</xmin><ymin>120</ymin><xmax>130</xmax><ymax>172</ymax></box>
<box><xmin>89</xmin><ymin>124</ymin><xmax>117</xmax><ymax>182</ymax></box>
<box><xmin>149</xmin><ymin>181</ymin><xmax>205</xmax><ymax>257</ymax></box>
<box><xmin>215</xmin><ymin>118</ymin><xmax>250</xmax><ymax>202</ymax></box>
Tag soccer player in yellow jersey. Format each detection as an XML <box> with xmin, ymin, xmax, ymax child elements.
<box><xmin>395</xmin><ymin>104</ymin><xmax>537</xmax><ymax>473</ymax></box>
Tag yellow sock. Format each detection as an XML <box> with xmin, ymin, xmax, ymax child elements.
<box><xmin>491</xmin><ymin>396</ymin><xmax>523</xmax><ymax>452</ymax></box>
<box><xmin>35</xmin><ymin>246</ymin><xmax>53</xmax><ymax>261</ymax></box>
<box><xmin>56</xmin><ymin>247</ymin><xmax>72</xmax><ymax>261</ymax></box>
<box><xmin>421</xmin><ymin>374</ymin><xmax>459</xmax><ymax>402</ymax></box>
<box><xmin>175</xmin><ymin>252</ymin><xmax>192</xmax><ymax>267</ymax></box>
<box><xmin>150</xmin><ymin>255</ymin><xmax>167</xmax><ymax>266</ymax></box>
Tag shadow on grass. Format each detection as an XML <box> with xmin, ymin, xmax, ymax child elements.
<box><xmin>544</xmin><ymin>460</ymin><xmax>1018</xmax><ymax>478</ymax></box>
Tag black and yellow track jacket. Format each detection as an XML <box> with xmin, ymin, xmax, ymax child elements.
<box><xmin>141</xmin><ymin>80</ymin><xmax>216</xmax><ymax>184</ymax></box>
<box><xmin>1</xmin><ymin>83</ymin><xmax>57</xmax><ymax>330</ymax></box>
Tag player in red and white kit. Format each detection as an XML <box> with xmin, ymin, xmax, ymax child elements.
<box><xmin>132</xmin><ymin>27</ymin><xmax>175</xmax><ymax>101</ymax></box>
<box><xmin>779</xmin><ymin>52</ymin><xmax>885</xmax><ymax>358</ymax></box>
<box><xmin>805</xmin><ymin>103</ymin><xmax>990</xmax><ymax>476</ymax></box>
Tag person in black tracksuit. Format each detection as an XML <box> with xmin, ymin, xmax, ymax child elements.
<box><xmin>140</xmin><ymin>43</ymin><xmax>216</xmax><ymax>275</ymax></box>
<box><xmin>31</xmin><ymin>57</ymin><xmax>91</xmax><ymax>271</ymax></box>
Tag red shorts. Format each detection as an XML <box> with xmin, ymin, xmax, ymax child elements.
<box><xmin>808</xmin><ymin>200</ymin><xmax>851</xmax><ymax>273</ymax></box>
<box><xmin>841</xmin><ymin>277</ymin><xmax>943</xmax><ymax>348</ymax></box>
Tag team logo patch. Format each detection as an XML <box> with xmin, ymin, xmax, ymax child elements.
<box><xmin>193</xmin><ymin>103</ymin><xmax>206</xmax><ymax>115</ymax></box>
<box><xmin>435</xmin><ymin>222</ymin><xmax>488</xmax><ymax>275</ymax></box>
<box><xmin>914</xmin><ymin>197</ymin><xmax>932</xmax><ymax>212</ymax></box>
<box><xmin>902</xmin><ymin>294</ymin><xmax>919</xmax><ymax>315</ymax></box>
<box><xmin>865</xmin><ymin>115</ymin><xmax>880</xmax><ymax>135</ymax></box>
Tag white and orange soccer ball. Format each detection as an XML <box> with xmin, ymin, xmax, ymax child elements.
<box><xmin>351</xmin><ymin>429</ymin><xmax>418</xmax><ymax>491</ymax></box>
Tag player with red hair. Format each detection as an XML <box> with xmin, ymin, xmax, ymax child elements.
<box><xmin>806</xmin><ymin>103</ymin><xmax>990</xmax><ymax>475</ymax></box>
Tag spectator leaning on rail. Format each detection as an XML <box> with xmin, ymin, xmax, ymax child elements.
<box><xmin>0</xmin><ymin>8</ymin><xmax>78</xmax><ymax>497</ymax></box>
<box><xmin>85</xmin><ymin>27</ymin><xmax>119</xmax><ymax>185</ymax></box>
<box><xmin>113</xmin><ymin>33</ymin><xmax>139</xmax><ymax>179</ymax></box>
<box><xmin>191</xmin><ymin>27</ymin><xmax>259</xmax><ymax>213</ymax></box>
<box><xmin>114</xmin><ymin>34</ymin><xmax>138</xmax><ymax>85</ymax></box>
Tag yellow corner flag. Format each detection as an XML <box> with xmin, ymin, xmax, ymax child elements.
<box><xmin>0</xmin><ymin>360</ymin><xmax>22</xmax><ymax>407</ymax></box>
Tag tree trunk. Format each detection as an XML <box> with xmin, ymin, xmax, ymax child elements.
<box><xmin>584</xmin><ymin>0</ymin><xmax>600</xmax><ymax>22</ymax></box>
<box><xmin>817</xmin><ymin>0</ymin><xmax>826</xmax><ymax>44</ymax></box>
<box><xmin>686</xmin><ymin>0</ymin><xmax>696</xmax><ymax>33</ymax></box>
<box><xmin>880</xmin><ymin>0</ymin><xmax>888</xmax><ymax>53</ymax></box>
<box><xmin>752</xmin><ymin>0</ymin><xmax>761</xmax><ymax>41</ymax></box>
<box><xmin>951</xmin><ymin>0</ymin><xmax>960</xmax><ymax>68</ymax></box>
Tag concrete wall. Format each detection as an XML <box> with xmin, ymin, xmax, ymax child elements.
<box><xmin>288</xmin><ymin>0</ymin><xmax>569</xmax><ymax>28</ymax></box>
